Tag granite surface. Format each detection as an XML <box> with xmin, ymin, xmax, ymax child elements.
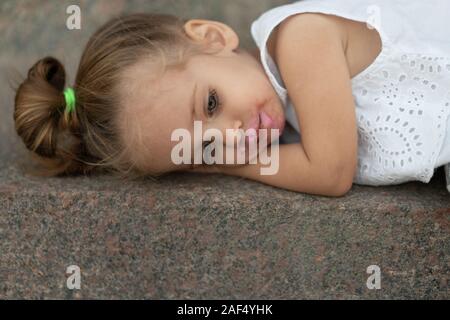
<box><xmin>0</xmin><ymin>0</ymin><xmax>449</xmax><ymax>299</ymax></box>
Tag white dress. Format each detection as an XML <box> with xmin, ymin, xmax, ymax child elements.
<box><xmin>251</xmin><ymin>0</ymin><xmax>450</xmax><ymax>186</ymax></box>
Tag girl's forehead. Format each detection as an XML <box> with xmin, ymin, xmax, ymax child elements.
<box><xmin>119</xmin><ymin>70</ymin><xmax>197</xmax><ymax>167</ymax></box>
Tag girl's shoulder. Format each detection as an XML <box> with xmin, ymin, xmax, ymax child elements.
<box><xmin>267</xmin><ymin>12</ymin><xmax>382</xmax><ymax>79</ymax></box>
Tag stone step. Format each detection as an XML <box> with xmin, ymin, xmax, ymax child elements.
<box><xmin>1</xmin><ymin>161</ymin><xmax>448</xmax><ymax>298</ymax></box>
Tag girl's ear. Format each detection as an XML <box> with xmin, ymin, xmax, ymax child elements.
<box><xmin>183</xmin><ymin>19</ymin><xmax>239</xmax><ymax>53</ymax></box>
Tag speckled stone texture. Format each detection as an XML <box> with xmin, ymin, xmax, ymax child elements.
<box><xmin>0</xmin><ymin>0</ymin><xmax>449</xmax><ymax>299</ymax></box>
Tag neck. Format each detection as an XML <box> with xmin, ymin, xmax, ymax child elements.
<box><xmin>250</xmin><ymin>47</ymin><xmax>260</xmax><ymax>60</ymax></box>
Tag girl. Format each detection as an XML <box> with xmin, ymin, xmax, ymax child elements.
<box><xmin>13</xmin><ymin>0</ymin><xmax>450</xmax><ymax>197</ymax></box>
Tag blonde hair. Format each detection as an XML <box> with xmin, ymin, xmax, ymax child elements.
<box><xmin>13</xmin><ymin>13</ymin><xmax>205</xmax><ymax>181</ymax></box>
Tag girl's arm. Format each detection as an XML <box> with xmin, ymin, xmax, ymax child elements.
<box><xmin>193</xmin><ymin>13</ymin><xmax>358</xmax><ymax>197</ymax></box>
<box><xmin>271</xmin><ymin>13</ymin><xmax>358</xmax><ymax>193</ymax></box>
<box><xmin>192</xmin><ymin>143</ymin><xmax>349</xmax><ymax>197</ymax></box>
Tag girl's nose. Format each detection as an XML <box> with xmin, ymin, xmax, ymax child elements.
<box><xmin>229</xmin><ymin>119</ymin><xmax>243</xmax><ymax>140</ymax></box>
<box><xmin>218</xmin><ymin>119</ymin><xmax>244</xmax><ymax>146</ymax></box>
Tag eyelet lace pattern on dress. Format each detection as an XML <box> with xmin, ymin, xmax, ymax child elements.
<box><xmin>352</xmin><ymin>52</ymin><xmax>450</xmax><ymax>186</ymax></box>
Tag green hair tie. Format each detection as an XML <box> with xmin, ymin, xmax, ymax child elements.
<box><xmin>63</xmin><ymin>87</ymin><xmax>76</xmax><ymax>114</ymax></box>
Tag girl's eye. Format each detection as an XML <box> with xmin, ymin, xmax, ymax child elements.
<box><xmin>206</xmin><ymin>89</ymin><xmax>221</xmax><ymax>116</ymax></box>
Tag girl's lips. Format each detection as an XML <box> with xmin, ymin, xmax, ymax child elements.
<box><xmin>244</xmin><ymin>114</ymin><xmax>261</xmax><ymax>146</ymax></box>
<box><xmin>244</xmin><ymin>111</ymin><xmax>285</xmax><ymax>147</ymax></box>
<box><xmin>239</xmin><ymin>111</ymin><xmax>284</xmax><ymax>159</ymax></box>
<box><xmin>259</xmin><ymin>111</ymin><xmax>285</xmax><ymax>136</ymax></box>
<box><xmin>260</xmin><ymin>111</ymin><xmax>273</xmax><ymax>128</ymax></box>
